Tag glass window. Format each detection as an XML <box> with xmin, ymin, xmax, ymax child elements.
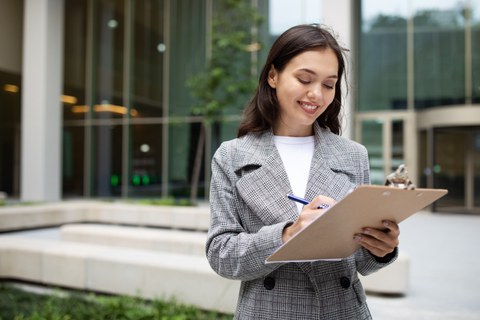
<box><xmin>433</xmin><ymin>129</ymin><xmax>466</xmax><ymax>210</ymax></box>
<box><xmin>93</xmin><ymin>0</ymin><xmax>126</xmax><ymax>120</ymax></box>
<box><xmin>358</xmin><ymin>0</ymin><xmax>408</xmax><ymax>111</ymax></box>
<box><xmin>132</xmin><ymin>0</ymin><xmax>165</xmax><ymax>118</ymax></box>
<box><xmin>168</xmin><ymin>0</ymin><xmax>206</xmax><ymax>117</ymax></box>
<box><xmin>62</xmin><ymin>126</ymin><xmax>85</xmax><ymax>197</ymax></box>
<box><xmin>418</xmin><ymin>130</ymin><xmax>429</xmax><ymax>188</ymax></box>
<box><xmin>471</xmin><ymin>1</ymin><xmax>480</xmax><ymax>103</ymax></box>
<box><xmin>413</xmin><ymin>1</ymin><xmax>466</xmax><ymax>109</ymax></box>
<box><xmin>168</xmin><ymin>122</ymin><xmax>203</xmax><ymax>199</ymax></box>
<box><xmin>63</xmin><ymin>0</ymin><xmax>88</xmax><ymax>197</ymax></box>
<box><xmin>92</xmin><ymin>125</ymin><xmax>123</xmax><ymax>197</ymax></box>
<box><xmin>361</xmin><ymin>120</ymin><xmax>384</xmax><ymax>184</ymax></box>
<box><xmin>0</xmin><ymin>71</ymin><xmax>21</xmax><ymax>197</ymax></box>
<box><xmin>129</xmin><ymin>124</ymin><xmax>163</xmax><ymax>197</ymax></box>
<box><xmin>63</xmin><ymin>0</ymin><xmax>87</xmax><ymax>122</ymax></box>
<box><xmin>475</xmin><ymin>132</ymin><xmax>480</xmax><ymax>208</ymax></box>
<box><xmin>391</xmin><ymin>120</ymin><xmax>404</xmax><ymax>171</ymax></box>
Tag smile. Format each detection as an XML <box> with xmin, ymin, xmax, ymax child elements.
<box><xmin>300</xmin><ymin>102</ymin><xmax>319</xmax><ymax>111</ymax></box>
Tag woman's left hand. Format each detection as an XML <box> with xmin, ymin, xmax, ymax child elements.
<box><xmin>354</xmin><ymin>220</ymin><xmax>400</xmax><ymax>258</ymax></box>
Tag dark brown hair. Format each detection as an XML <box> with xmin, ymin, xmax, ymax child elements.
<box><xmin>237</xmin><ymin>24</ymin><xmax>347</xmax><ymax>137</ymax></box>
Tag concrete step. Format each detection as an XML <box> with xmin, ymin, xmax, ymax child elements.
<box><xmin>0</xmin><ymin>201</ymin><xmax>210</xmax><ymax>232</ymax></box>
<box><xmin>60</xmin><ymin>224</ymin><xmax>207</xmax><ymax>256</ymax></box>
<box><xmin>0</xmin><ymin>235</ymin><xmax>239</xmax><ymax>314</ymax></box>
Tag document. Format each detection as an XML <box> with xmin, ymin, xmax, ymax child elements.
<box><xmin>266</xmin><ymin>185</ymin><xmax>448</xmax><ymax>263</ymax></box>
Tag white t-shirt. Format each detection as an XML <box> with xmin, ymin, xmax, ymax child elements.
<box><xmin>273</xmin><ymin>135</ymin><xmax>314</xmax><ymax>212</ymax></box>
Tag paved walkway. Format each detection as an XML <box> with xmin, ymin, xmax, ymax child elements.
<box><xmin>4</xmin><ymin>210</ymin><xmax>480</xmax><ymax>319</ymax></box>
<box><xmin>367</xmin><ymin>211</ymin><xmax>480</xmax><ymax>320</ymax></box>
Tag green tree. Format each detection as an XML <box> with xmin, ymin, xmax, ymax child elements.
<box><xmin>187</xmin><ymin>0</ymin><xmax>263</xmax><ymax>204</ymax></box>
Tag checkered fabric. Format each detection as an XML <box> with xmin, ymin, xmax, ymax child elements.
<box><xmin>206</xmin><ymin>123</ymin><xmax>398</xmax><ymax>320</ymax></box>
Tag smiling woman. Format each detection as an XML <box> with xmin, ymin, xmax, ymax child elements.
<box><xmin>206</xmin><ymin>24</ymin><xmax>400</xmax><ymax>320</ymax></box>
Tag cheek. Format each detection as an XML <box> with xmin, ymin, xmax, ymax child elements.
<box><xmin>278</xmin><ymin>82</ymin><xmax>303</xmax><ymax>102</ymax></box>
<box><xmin>325</xmin><ymin>89</ymin><xmax>336</xmax><ymax>105</ymax></box>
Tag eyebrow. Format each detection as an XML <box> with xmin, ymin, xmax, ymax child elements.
<box><xmin>298</xmin><ymin>68</ymin><xmax>338</xmax><ymax>79</ymax></box>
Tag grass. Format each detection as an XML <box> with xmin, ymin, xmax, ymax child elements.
<box><xmin>0</xmin><ymin>283</ymin><xmax>233</xmax><ymax>320</ymax></box>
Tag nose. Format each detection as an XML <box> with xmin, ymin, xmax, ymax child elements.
<box><xmin>307</xmin><ymin>84</ymin><xmax>322</xmax><ymax>103</ymax></box>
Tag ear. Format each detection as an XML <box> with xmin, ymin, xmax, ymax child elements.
<box><xmin>267</xmin><ymin>65</ymin><xmax>278</xmax><ymax>89</ymax></box>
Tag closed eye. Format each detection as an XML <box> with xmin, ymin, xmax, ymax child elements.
<box><xmin>298</xmin><ymin>78</ymin><xmax>311</xmax><ymax>84</ymax></box>
<box><xmin>323</xmin><ymin>84</ymin><xmax>335</xmax><ymax>89</ymax></box>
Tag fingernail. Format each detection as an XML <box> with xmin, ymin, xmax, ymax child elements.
<box><xmin>363</xmin><ymin>228</ymin><xmax>371</xmax><ymax>234</ymax></box>
<box><xmin>354</xmin><ymin>235</ymin><xmax>362</xmax><ymax>242</ymax></box>
<box><xmin>383</xmin><ymin>221</ymin><xmax>390</xmax><ymax>227</ymax></box>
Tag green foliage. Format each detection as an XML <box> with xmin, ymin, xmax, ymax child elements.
<box><xmin>187</xmin><ymin>0</ymin><xmax>263</xmax><ymax>120</ymax></box>
<box><xmin>132</xmin><ymin>197</ymin><xmax>191</xmax><ymax>206</ymax></box>
<box><xmin>0</xmin><ymin>284</ymin><xmax>232</xmax><ymax>320</ymax></box>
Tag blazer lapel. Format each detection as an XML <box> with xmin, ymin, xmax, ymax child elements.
<box><xmin>234</xmin><ymin>131</ymin><xmax>298</xmax><ymax>226</ymax></box>
<box><xmin>305</xmin><ymin>123</ymin><xmax>359</xmax><ymax>201</ymax></box>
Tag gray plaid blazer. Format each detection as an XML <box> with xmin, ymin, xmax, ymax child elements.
<box><xmin>206</xmin><ymin>123</ymin><xmax>397</xmax><ymax>319</ymax></box>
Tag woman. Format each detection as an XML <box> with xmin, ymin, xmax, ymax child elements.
<box><xmin>206</xmin><ymin>24</ymin><xmax>399</xmax><ymax>319</ymax></box>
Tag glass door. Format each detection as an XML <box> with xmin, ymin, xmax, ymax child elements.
<box><xmin>433</xmin><ymin>128</ymin><xmax>480</xmax><ymax>214</ymax></box>
<box><xmin>358</xmin><ymin>115</ymin><xmax>414</xmax><ymax>186</ymax></box>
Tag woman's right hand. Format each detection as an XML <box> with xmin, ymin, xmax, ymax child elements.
<box><xmin>282</xmin><ymin>195</ymin><xmax>336</xmax><ymax>243</ymax></box>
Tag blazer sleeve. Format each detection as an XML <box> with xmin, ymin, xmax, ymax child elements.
<box><xmin>205</xmin><ymin>142</ymin><xmax>289</xmax><ymax>281</ymax></box>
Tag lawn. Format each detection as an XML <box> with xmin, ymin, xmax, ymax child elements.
<box><xmin>0</xmin><ymin>283</ymin><xmax>233</xmax><ymax>320</ymax></box>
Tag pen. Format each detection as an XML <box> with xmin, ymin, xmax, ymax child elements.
<box><xmin>287</xmin><ymin>194</ymin><xmax>330</xmax><ymax>209</ymax></box>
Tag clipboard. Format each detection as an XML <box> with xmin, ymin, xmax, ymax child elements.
<box><xmin>266</xmin><ymin>185</ymin><xmax>448</xmax><ymax>263</ymax></box>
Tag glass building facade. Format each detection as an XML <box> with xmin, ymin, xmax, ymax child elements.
<box><xmin>60</xmin><ymin>0</ymin><xmax>325</xmax><ymax>200</ymax></box>
<box><xmin>1</xmin><ymin>0</ymin><xmax>479</xmax><ymax>213</ymax></box>
<box><xmin>357</xmin><ymin>0</ymin><xmax>480</xmax><ymax>213</ymax></box>
<box><xmin>62</xmin><ymin>0</ymin><xmax>212</xmax><ymax>199</ymax></box>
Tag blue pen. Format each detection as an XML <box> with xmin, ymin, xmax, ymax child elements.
<box><xmin>287</xmin><ymin>194</ymin><xmax>330</xmax><ymax>209</ymax></box>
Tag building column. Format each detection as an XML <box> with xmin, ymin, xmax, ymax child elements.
<box><xmin>21</xmin><ymin>0</ymin><xmax>64</xmax><ymax>202</ymax></box>
<box><xmin>322</xmin><ymin>0</ymin><xmax>354</xmax><ymax>139</ymax></box>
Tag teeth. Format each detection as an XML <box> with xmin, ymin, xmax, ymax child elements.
<box><xmin>302</xmin><ymin>103</ymin><xmax>318</xmax><ymax>110</ymax></box>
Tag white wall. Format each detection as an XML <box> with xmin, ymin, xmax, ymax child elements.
<box><xmin>21</xmin><ymin>0</ymin><xmax>64</xmax><ymax>202</ymax></box>
<box><xmin>322</xmin><ymin>0</ymin><xmax>354</xmax><ymax>139</ymax></box>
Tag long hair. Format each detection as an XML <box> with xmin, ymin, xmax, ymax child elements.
<box><xmin>237</xmin><ymin>24</ymin><xmax>347</xmax><ymax>137</ymax></box>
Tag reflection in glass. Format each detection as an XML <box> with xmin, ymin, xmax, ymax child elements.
<box><xmin>359</xmin><ymin>0</ymin><xmax>408</xmax><ymax>111</ymax></box>
<box><xmin>132</xmin><ymin>0</ymin><xmax>165</xmax><ymax>118</ymax></box>
<box><xmin>362</xmin><ymin>120</ymin><xmax>383</xmax><ymax>184</ymax></box>
<box><xmin>92</xmin><ymin>125</ymin><xmax>123</xmax><ymax>197</ymax></box>
<box><xmin>391</xmin><ymin>120</ymin><xmax>404</xmax><ymax>171</ymax></box>
<box><xmin>129</xmin><ymin>124</ymin><xmax>163</xmax><ymax>197</ymax></box>
<box><xmin>168</xmin><ymin>0</ymin><xmax>207</xmax><ymax>117</ymax></box>
<box><xmin>93</xmin><ymin>0</ymin><xmax>125</xmax><ymax>120</ymax></box>
<box><xmin>413</xmin><ymin>0</ymin><xmax>466</xmax><ymax>109</ymax></box>
<box><xmin>475</xmin><ymin>132</ymin><xmax>480</xmax><ymax>208</ymax></box>
<box><xmin>168</xmin><ymin>122</ymin><xmax>204</xmax><ymax>199</ymax></box>
<box><xmin>471</xmin><ymin>1</ymin><xmax>480</xmax><ymax>103</ymax></box>
<box><xmin>63</xmin><ymin>0</ymin><xmax>87</xmax><ymax>122</ymax></box>
<box><xmin>63</xmin><ymin>126</ymin><xmax>85</xmax><ymax>197</ymax></box>
<box><xmin>63</xmin><ymin>0</ymin><xmax>88</xmax><ymax>197</ymax></box>
<box><xmin>434</xmin><ymin>130</ymin><xmax>466</xmax><ymax>210</ymax></box>
<box><xmin>0</xmin><ymin>71</ymin><xmax>21</xmax><ymax>196</ymax></box>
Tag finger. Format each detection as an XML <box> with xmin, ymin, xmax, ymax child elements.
<box><xmin>354</xmin><ymin>233</ymin><xmax>398</xmax><ymax>257</ymax></box>
<box><xmin>310</xmin><ymin>195</ymin><xmax>336</xmax><ymax>210</ymax></box>
<box><xmin>361</xmin><ymin>227</ymin><xmax>398</xmax><ymax>245</ymax></box>
<box><xmin>355</xmin><ymin>236</ymin><xmax>395</xmax><ymax>257</ymax></box>
<box><xmin>382</xmin><ymin>220</ymin><xmax>400</xmax><ymax>237</ymax></box>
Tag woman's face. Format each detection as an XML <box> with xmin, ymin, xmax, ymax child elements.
<box><xmin>268</xmin><ymin>48</ymin><xmax>338</xmax><ymax>137</ymax></box>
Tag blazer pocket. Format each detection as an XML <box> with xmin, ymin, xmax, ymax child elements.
<box><xmin>330</xmin><ymin>164</ymin><xmax>363</xmax><ymax>185</ymax></box>
<box><xmin>234</xmin><ymin>164</ymin><xmax>261</xmax><ymax>178</ymax></box>
<box><xmin>352</xmin><ymin>278</ymin><xmax>367</xmax><ymax>305</ymax></box>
